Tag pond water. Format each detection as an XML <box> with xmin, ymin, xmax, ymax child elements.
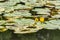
<box><xmin>0</xmin><ymin>29</ymin><xmax>60</xmax><ymax>40</ymax></box>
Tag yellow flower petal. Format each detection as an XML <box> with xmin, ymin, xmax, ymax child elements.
<box><xmin>35</xmin><ymin>18</ymin><xmax>39</xmax><ymax>22</ymax></box>
<box><xmin>40</xmin><ymin>17</ymin><xmax>45</xmax><ymax>23</ymax></box>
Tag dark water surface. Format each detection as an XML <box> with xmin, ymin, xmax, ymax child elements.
<box><xmin>0</xmin><ymin>29</ymin><xmax>60</xmax><ymax>40</ymax></box>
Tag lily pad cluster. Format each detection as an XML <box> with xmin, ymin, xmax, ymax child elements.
<box><xmin>0</xmin><ymin>0</ymin><xmax>60</xmax><ymax>34</ymax></box>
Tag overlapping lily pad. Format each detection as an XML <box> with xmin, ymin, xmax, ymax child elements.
<box><xmin>0</xmin><ymin>0</ymin><xmax>60</xmax><ymax>34</ymax></box>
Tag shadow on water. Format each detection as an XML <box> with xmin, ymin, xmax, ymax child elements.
<box><xmin>11</xmin><ymin>29</ymin><xmax>60</xmax><ymax>40</ymax></box>
<box><xmin>0</xmin><ymin>29</ymin><xmax>60</xmax><ymax>40</ymax></box>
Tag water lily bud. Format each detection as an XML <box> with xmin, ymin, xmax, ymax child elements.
<box><xmin>35</xmin><ymin>18</ymin><xmax>39</xmax><ymax>22</ymax></box>
<box><xmin>40</xmin><ymin>17</ymin><xmax>45</xmax><ymax>23</ymax></box>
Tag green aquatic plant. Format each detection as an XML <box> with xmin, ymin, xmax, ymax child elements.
<box><xmin>0</xmin><ymin>0</ymin><xmax>60</xmax><ymax>34</ymax></box>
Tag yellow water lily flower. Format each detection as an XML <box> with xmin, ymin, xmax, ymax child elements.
<box><xmin>40</xmin><ymin>17</ymin><xmax>45</xmax><ymax>23</ymax></box>
<box><xmin>33</xmin><ymin>18</ymin><xmax>39</xmax><ymax>26</ymax></box>
<box><xmin>35</xmin><ymin>18</ymin><xmax>39</xmax><ymax>22</ymax></box>
<box><xmin>0</xmin><ymin>27</ymin><xmax>7</xmax><ymax>32</ymax></box>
